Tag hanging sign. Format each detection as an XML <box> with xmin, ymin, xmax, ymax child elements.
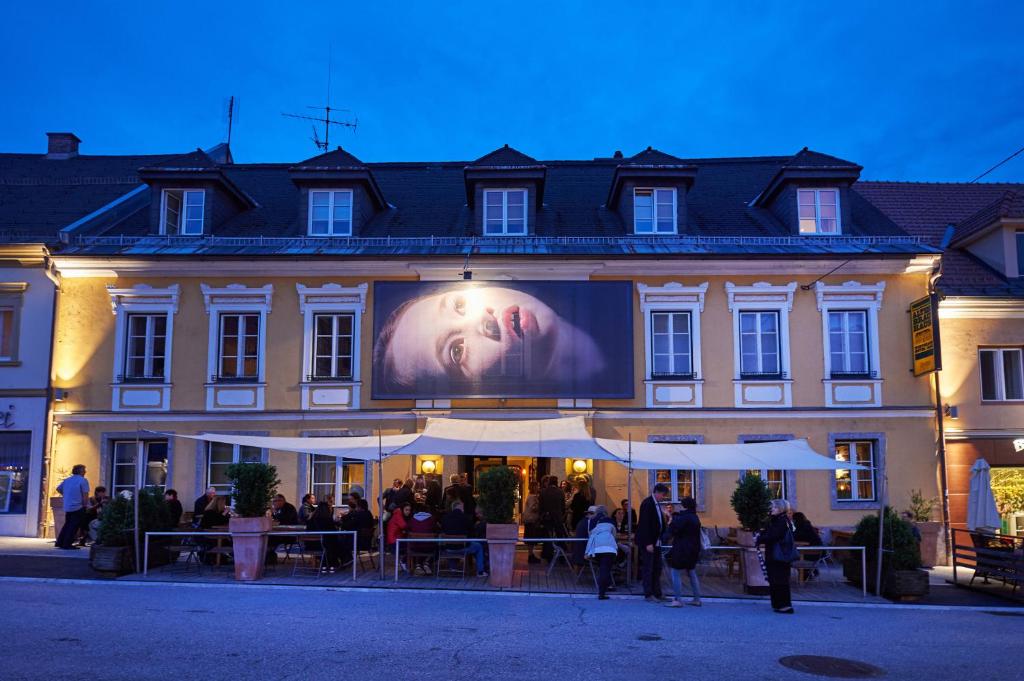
<box><xmin>910</xmin><ymin>294</ymin><xmax>940</xmax><ymax>376</ymax></box>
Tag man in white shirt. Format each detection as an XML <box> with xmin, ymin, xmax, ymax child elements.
<box><xmin>55</xmin><ymin>464</ymin><xmax>90</xmax><ymax>550</ymax></box>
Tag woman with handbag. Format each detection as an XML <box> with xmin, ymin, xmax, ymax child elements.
<box><xmin>757</xmin><ymin>498</ymin><xmax>798</xmax><ymax>614</ymax></box>
<box><xmin>665</xmin><ymin>496</ymin><xmax>703</xmax><ymax>608</ymax></box>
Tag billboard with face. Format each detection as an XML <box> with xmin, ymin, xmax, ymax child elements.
<box><xmin>371</xmin><ymin>281</ymin><xmax>634</xmax><ymax>399</ymax></box>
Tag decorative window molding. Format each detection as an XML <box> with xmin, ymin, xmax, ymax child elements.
<box><xmin>308</xmin><ymin>189</ymin><xmax>354</xmax><ymax>236</ymax></box>
<box><xmin>647</xmin><ymin>434</ymin><xmax>706</xmax><ymax>511</ymax></box>
<box><xmin>980</xmin><ymin>347</ymin><xmax>1024</xmax><ymax>402</ymax></box>
<box><xmin>0</xmin><ymin>282</ymin><xmax>28</xmax><ymax>365</ymax></box>
<box><xmin>201</xmin><ymin>284</ymin><xmax>273</xmax><ymax>411</ymax></box>
<box><xmin>296</xmin><ymin>283</ymin><xmax>367</xmax><ymax>410</ymax></box>
<box><xmin>738</xmin><ymin>434</ymin><xmax>797</xmax><ymax>508</ymax></box>
<box><xmin>633</xmin><ymin>187</ymin><xmax>678</xmax><ymax>234</ymax></box>
<box><xmin>106</xmin><ymin>285</ymin><xmax>179</xmax><ymax>411</ymax></box>
<box><xmin>815</xmin><ymin>281</ymin><xmax>884</xmax><ymax>407</ymax></box>
<box><xmin>828</xmin><ymin>432</ymin><xmax>885</xmax><ymax>510</ymax></box>
<box><xmin>725</xmin><ymin>282</ymin><xmax>796</xmax><ymax>408</ymax></box>
<box><xmin>638</xmin><ymin>282</ymin><xmax>707</xmax><ymax>408</ymax></box>
<box><xmin>99</xmin><ymin>431</ymin><xmax>175</xmax><ymax>498</ymax></box>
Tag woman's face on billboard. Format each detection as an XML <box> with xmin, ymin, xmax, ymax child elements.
<box><xmin>384</xmin><ymin>287</ymin><xmax>561</xmax><ymax>386</ymax></box>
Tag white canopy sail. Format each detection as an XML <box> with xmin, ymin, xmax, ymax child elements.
<box><xmin>157</xmin><ymin>431</ymin><xmax>418</xmax><ymax>461</ymax></box>
<box><xmin>597</xmin><ymin>437</ymin><xmax>863</xmax><ymax>471</ymax></box>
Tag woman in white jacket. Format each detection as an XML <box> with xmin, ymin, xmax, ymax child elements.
<box><xmin>584</xmin><ymin>505</ymin><xmax>619</xmax><ymax>600</ymax></box>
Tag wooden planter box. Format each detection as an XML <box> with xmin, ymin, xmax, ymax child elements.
<box><xmin>843</xmin><ymin>559</ymin><xmax>930</xmax><ymax>600</ymax></box>
<box><xmin>89</xmin><ymin>544</ymin><xmax>133</xmax><ymax>575</ymax></box>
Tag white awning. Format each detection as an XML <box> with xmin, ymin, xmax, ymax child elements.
<box><xmin>393</xmin><ymin>416</ymin><xmax>621</xmax><ymax>460</ymax></box>
<box><xmin>598</xmin><ymin>437</ymin><xmax>863</xmax><ymax>471</ymax></box>
<box><xmin>156</xmin><ymin>431</ymin><xmax>419</xmax><ymax>461</ymax></box>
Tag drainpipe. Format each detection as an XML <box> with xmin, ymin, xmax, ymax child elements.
<box><xmin>929</xmin><ymin>250</ymin><xmax>952</xmax><ymax>565</ymax></box>
<box><xmin>36</xmin><ymin>256</ymin><xmax>60</xmax><ymax>537</ymax></box>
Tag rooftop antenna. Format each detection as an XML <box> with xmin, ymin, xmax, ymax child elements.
<box><xmin>225</xmin><ymin>95</ymin><xmax>237</xmax><ymax>146</ymax></box>
<box><xmin>281</xmin><ymin>44</ymin><xmax>357</xmax><ymax>151</ymax></box>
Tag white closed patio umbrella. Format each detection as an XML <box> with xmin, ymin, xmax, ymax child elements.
<box><xmin>967</xmin><ymin>458</ymin><xmax>1002</xmax><ymax>531</ymax></box>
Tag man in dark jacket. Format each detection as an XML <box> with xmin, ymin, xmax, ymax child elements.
<box><xmin>271</xmin><ymin>494</ymin><xmax>299</xmax><ymax>525</ymax></box>
<box><xmin>637</xmin><ymin>483</ymin><xmax>669</xmax><ymax>602</ymax></box>
<box><xmin>391</xmin><ymin>479</ymin><xmax>414</xmax><ymax>510</ymax></box>
<box><xmin>440</xmin><ymin>502</ymin><xmax>488</xmax><ymax>576</ymax></box>
<box><xmin>164</xmin><ymin>489</ymin><xmax>184</xmax><ymax>528</ymax></box>
<box><xmin>539</xmin><ymin>476</ymin><xmax>567</xmax><ymax>561</ymax></box>
<box><xmin>193</xmin><ymin>486</ymin><xmax>217</xmax><ymax>520</ymax></box>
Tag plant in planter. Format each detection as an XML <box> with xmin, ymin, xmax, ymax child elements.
<box><xmin>226</xmin><ymin>462</ymin><xmax>279</xmax><ymax>581</ymax></box>
<box><xmin>730</xmin><ymin>476</ymin><xmax>773</xmax><ymax>593</ymax></box>
<box><xmin>906</xmin><ymin>489</ymin><xmax>942</xmax><ymax>567</ymax></box>
<box><xmin>477</xmin><ymin>465</ymin><xmax>518</xmax><ymax>588</ymax></box>
<box><xmin>91</xmin><ymin>488</ymin><xmax>172</xmax><ymax>575</ymax></box>
<box><xmin>845</xmin><ymin>507</ymin><xmax>929</xmax><ymax>600</ymax></box>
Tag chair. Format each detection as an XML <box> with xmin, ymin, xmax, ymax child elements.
<box><xmin>406</xmin><ymin>532</ymin><xmax>438</xmax><ymax>575</ymax></box>
<box><xmin>436</xmin><ymin>534</ymin><xmax>468</xmax><ymax>578</ymax></box>
<box><xmin>357</xmin><ymin>526</ymin><xmax>377</xmax><ymax>571</ymax></box>
<box><xmin>167</xmin><ymin>534</ymin><xmax>202</xmax><ymax>574</ymax></box>
<box><xmin>292</xmin><ymin>533</ymin><xmax>327</xmax><ymax>577</ymax></box>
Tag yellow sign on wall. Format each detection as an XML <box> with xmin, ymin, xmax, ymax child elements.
<box><xmin>910</xmin><ymin>295</ymin><xmax>940</xmax><ymax>376</ymax></box>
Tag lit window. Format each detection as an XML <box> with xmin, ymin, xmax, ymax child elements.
<box><xmin>654</xmin><ymin>468</ymin><xmax>696</xmax><ymax>503</ymax></box>
<box><xmin>309</xmin><ymin>190</ymin><xmax>353</xmax><ymax>236</ymax></box>
<box><xmin>980</xmin><ymin>348</ymin><xmax>1024</xmax><ymax>401</ymax></box>
<box><xmin>217</xmin><ymin>313</ymin><xmax>260</xmax><ymax>380</ymax></box>
<box><xmin>739</xmin><ymin>311</ymin><xmax>781</xmax><ymax>377</ymax></box>
<box><xmin>828</xmin><ymin>310</ymin><xmax>869</xmax><ymax>376</ymax></box>
<box><xmin>483</xmin><ymin>189</ymin><xmax>527</xmax><ymax>235</ymax></box>
<box><xmin>834</xmin><ymin>441</ymin><xmax>876</xmax><ymax>502</ymax></box>
<box><xmin>207</xmin><ymin>442</ymin><xmax>261</xmax><ymax>495</ymax></box>
<box><xmin>651</xmin><ymin>311</ymin><xmax>692</xmax><ymax>377</ymax></box>
<box><xmin>0</xmin><ymin>431</ymin><xmax>30</xmax><ymax>514</ymax></box>
<box><xmin>110</xmin><ymin>441</ymin><xmax>168</xmax><ymax>497</ymax></box>
<box><xmin>634</xmin><ymin>188</ymin><xmax>677</xmax><ymax>234</ymax></box>
<box><xmin>309</xmin><ymin>454</ymin><xmax>365</xmax><ymax>504</ymax></box>
<box><xmin>745</xmin><ymin>469</ymin><xmax>788</xmax><ymax>500</ymax></box>
<box><xmin>161</xmin><ymin>190</ymin><xmax>205</xmax><ymax>235</ymax></box>
<box><xmin>311</xmin><ymin>313</ymin><xmax>354</xmax><ymax>380</ymax></box>
<box><xmin>798</xmin><ymin>189</ymin><xmax>840</xmax><ymax>234</ymax></box>
<box><xmin>0</xmin><ymin>308</ymin><xmax>14</xmax><ymax>361</ymax></box>
<box><xmin>123</xmin><ymin>314</ymin><xmax>167</xmax><ymax>381</ymax></box>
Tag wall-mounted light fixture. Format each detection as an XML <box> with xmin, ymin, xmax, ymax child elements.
<box><xmin>572</xmin><ymin>459</ymin><xmax>588</xmax><ymax>474</ymax></box>
<box><xmin>421</xmin><ymin>459</ymin><xmax>437</xmax><ymax>474</ymax></box>
<box><xmin>943</xmin><ymin>404</ymin><xmax>959</xmax><ymax>420</ymax></box>
<box><xmin>53</xmin><ymin>389</ymin><xmax>69</xmax><ymax>402</ymax></box>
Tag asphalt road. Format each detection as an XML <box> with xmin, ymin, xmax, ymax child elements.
<box><xmin>3</xmin><ymin>580</ymin><xmax>1019</xmax><ymax>681</ymax></box>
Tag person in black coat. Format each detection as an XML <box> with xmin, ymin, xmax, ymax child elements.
<box><xmin>306</xmin><ymin>502</ymin><xmax>342</xmax><ymax>572</ymax></box>
<box><xmin>757</xmin><ymin>499</ymin><xmax>797</xmax><ymax>613</ymax></box>
<box><xmin>271</xmin><ymin>494</ymin><xmax>299</xmax><ymax>525</ymax></box>
<box><xmin>539</xmin><ymin>476</ymin><xmax>567</xmax><ymax>561</ymax></box>
<box><xmin>391</xmin><ymin>480</ymin><xmax>414</xmax><ymax>511</ymax></box>
<box><xmin>164</xmin><ymin>489</ymin><xmax>184</xmax><ymax>528</ymax></box>
<box><xmin>665</xmin><ymin>497</ymin><xmax>702</xmax><ymax>607</ymax></box>
<box><xmin>636</xmin><ymin>483</ymin><xmax>670</xmax><ymax>601</ymax></box>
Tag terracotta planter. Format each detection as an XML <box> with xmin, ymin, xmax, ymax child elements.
<box><xmin>914</xmin><ymin>522</ymin><xmax>943</xmax><ymax>567</ymax></box>
<box><xmin>736</xmin><ymin>529</ymin><xmax>769</xmax><ymax>594</ymax></box>
<box><xmin>486</xmin><ymin>523</ymin><xmax>519</xmax><ymax>588</ymax></box>
<box><xmin>89</xmin><ymin>544</ymin><xmax>133</xmax><ymax>575</ymax></box>
<box><xmin>229</xmin><ymin>516</ymin><xmax>272</xmax><ymax>581</ymax></box>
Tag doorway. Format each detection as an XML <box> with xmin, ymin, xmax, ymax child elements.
<box><xmin>460</xmin><ymin>456</ymin><xmax>540</xmax><ymax>522</ymax></box>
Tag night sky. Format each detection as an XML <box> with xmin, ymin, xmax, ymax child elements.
<box><xmin>2</xmin><ymin>1</ymin><xmax>1022</xmax><ymax>181</ymax></box>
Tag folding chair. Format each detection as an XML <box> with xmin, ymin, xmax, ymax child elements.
<box><xmin>406</xmin><ymin>532</ymin><xmax>439</xmax><ymax>575</ymax></box>
<box><xmin>292</xmin><ymin>533</ymin><xmax>327</xmax><ymax>577</ymax></box>
<box><xmin>436</xmin><ymin>534</ymin><xmax>468</xmax><ymax>578</ymax></box>
<box><xmin>167</xmin><ymin>534</ymin><xmax>202</xmax><ymax>574</ymax></box>
<box><xmin>357</xmin><ymin>527</ymin><xmax>377</xmax><ymax>571</ymax></box>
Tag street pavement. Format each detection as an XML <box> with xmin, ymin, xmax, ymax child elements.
<box><xmin>2</xmin><ymin>579</ymin><xmax>1019</xmax><ymax>681</ymax></box>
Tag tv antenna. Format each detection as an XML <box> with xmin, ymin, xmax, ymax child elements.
<box><xmin>225</xmin><ymin>95</ymin><xmax>238</xmax><ymax>146</ymax></box>
<box><xmin>281</xmin><ymin>46</ymin><xmax>357</xmax><ymax>151</ymax></box>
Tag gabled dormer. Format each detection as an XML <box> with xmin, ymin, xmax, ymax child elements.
<box><xmin>751</xmin><ymin>148</ymin><xmax>861</xmax><ymax>236</ymax></box>
<box><xmin>289</xmin><ymin>147</ymin><xmax>387</xmax><ymax>237</ymax></box>
<box><xmin>464</xmin><ymin>145</ymin><xmax>546</xmax><ymax>236</ymax></box>
<box><xmin>949</xmin><ymin>190</ymin><xmax>1024</xmax><ymax>278</ymax></box>
<box><xmin>608</xmin><ymin>147</ymin><xmax>697</xmax><ymax>235</ymax></box>
<box><xmin>139</xmin><ymin>150</ymin><xmax>254</xmax><ymax>236</ymax></box>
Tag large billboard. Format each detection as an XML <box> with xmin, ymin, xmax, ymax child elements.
<box><xmin>371</xmin><ymin>281</ymin><xmax>634</xmax><ymax>399</ymax></box>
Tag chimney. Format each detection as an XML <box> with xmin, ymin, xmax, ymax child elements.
<box><xmin>46</xmin><ymin>132</ymin><xmax>81</xmax><ymax>159</ymax></box>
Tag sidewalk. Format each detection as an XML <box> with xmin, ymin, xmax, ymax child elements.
<box><xmin>0</xmin><ymin>537</ymin><xmax>107</xmax><ymax>580</ymax></box>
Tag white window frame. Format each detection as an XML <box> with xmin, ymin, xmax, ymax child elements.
<box><xmin>160</xmin><ymin>189</ymin><xmax>205</xmax><ymax>236</ymax></box>
<box><xmin>638</xmin><ymin>283</ymin><xmax>707</xmax><ymax>408</ymax></box>
<box><xmin>107</xmin><ymin>285</ymin><xmax>179</xmax><ymax>410</ymax></box>
<box><xmin>482</xmin><ymin>188</ymin><xmax>528</xmax><ymax>235</ymax></box>
<box><xmin>833</xmin><ymin>440</ymin><xmax>877</xmax><ymax>503</ymax></box>
<box><xmin>744</xmin><ymin>468</ymin><xmax>789</xmax><ymax>500</ymax></box>
<box><xmin>206</xmin><ymin>442</ymin><xmax>263</xmax><ymax>495</ymax></box>
<box><xmin>0</xmin><ymin>307</ymin><xmax>11</xmax><ymax>361</ymax></box>
<box><xmin>650</xmin><ymin>310</ymin><xmax>694</xmax><ymax>377</ymax></box>
<box><xmin>123</xmin><ymin>313</ymin><xmax>168</xmax><ymax>381</ymax></box>
<box><xmin>737</xmin><ymin>310</ymin><xmax>782</xmax><ymax>377</ymax></box>
<box><xmin>797</xmin><ymin>188</ymin><xmax>841</xmax><ymax>235</ymax></box>
<box><xmin>633</xmin><ymin>187</ymin><xmax>678</xmax><ymax>234</ymax></box>
<box><xmin>725</xmin><ymin>282</ymin><xmax>796</xmax><ymax>382</ymax></box>
<box><xmin>307</xmin><ymin>454</ymin><xmax>366</xmax><ymax>505</ymax></box>
<box><xmin>738</xmin><ymin>435</ymin><xmax>795</xmax><ymax>504</ymax></box>
<box><xmin>297</xmin><ymin>283</ymin><xmax>367</xmax><ymax>410</ymax></box>
<box><xmin>311</xmin><ymin>313</ymin><xmax>355</xmax><ymax>380</ymax></box>
<box><xmin>814</xmin><ymin>281</ymin><xmax>885</xmax><ymax>406</ymax></box>
<box><xmin>0</xmin><ymin>283</ymin><xmax>27</xmax><ymax>365</ymax></box>
<box><xmin>201</xmin><ymin>284</ymin><xmax>273</xmax><ymax>410</ymax></box>
<box><xmin>827</xmin><ymin>310</ymin><xmax>870</xmax><ymax>375</ymax></box>
<box><xmin>110</xmin><ymin>440</ymin><xmax>169</xmax><ymax>497</ymax></box>
<box><xmin>217</xmin><ymin>313</ymin><xmax>261</xmax><ymax>380</ymax></box>
<box><xmin>307</xmin><ymin>189</ymin><xmax>354</xmax><ymax>236</ymax></box>
<box><xmin>980</xmin><ymin>347</ymin><xmax>1024</xmax><ymax>402</ymax></box>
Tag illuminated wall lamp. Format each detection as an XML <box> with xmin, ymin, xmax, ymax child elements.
<box><xmin>421</xmin><ymin>459</ymin><xmax>437</xmax><ymax>474</ymax></box>
<box><xmin>943</xmin><ymin>404</ymin><xmax>959</xmax><ymax>420</ymax></box>
<box><xmin>572</xmin><ymin>459</ymin><xmax>588</xmax><ymax>474</ymax></box>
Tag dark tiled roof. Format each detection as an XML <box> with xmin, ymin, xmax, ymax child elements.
<box><xmin>141</xmin><ymin>149</ymin><xmax>218</xmax><ymax>171</ymax></box>
<box><xmin>856</xmin><ymin>180</ymin><xmax>1024</xmax><ymax>298</ymax></box>
<box><xmin>623</xmin><ymin>147</ymin><xmax>688</xmax><ymax>166</ymax></box>
<box><xmin>469</xmin><ymin>145</ymin><xmax>540</xmax><ymax>167</ymax></box>
<box><xmin>291</xmin><ymin>147</ymin><xmax>367</xmax><ymax>169</ymax></box>
<box><xmin>785</xmin><ymin>147</ymin><xmax>862</xmax><ymax>170</ymax></box>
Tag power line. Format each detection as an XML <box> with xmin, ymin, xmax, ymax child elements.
<box><xmin>969</xmin><ymin>143</ymin><xmax>1024</xmax><ymax>183</ymax></box>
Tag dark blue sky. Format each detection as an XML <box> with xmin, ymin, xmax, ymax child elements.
<box><xmin>3</xmin><ymin>2</ymin><xmax>1023</xmax><ymax>181</ymax></box>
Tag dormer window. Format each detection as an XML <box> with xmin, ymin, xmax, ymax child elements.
<box><xmin>798</xmin><ymin>189</ymin><xmax>840</xmax><ymax>234</ymax></box>
<box><xmin>161</xmin><ymin>189</ymin><xmax>204</xmax><ymax>235</ymax></box>
<box><xmin>309</xmin><ymin>190</ymin><xmax>353</xmax><ymax>236</ymax></box>
<box><xmin>633</xmin><ymin>188</ymin><xmax>677</xmax><ymax>234</ymax></box>
<box><xmin>483</xmin><ymin>189</ymin><xmax>527</xmax><ymax>235</ymax></box>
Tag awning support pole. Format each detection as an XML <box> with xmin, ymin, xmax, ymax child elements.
<box><xmin>133</xmin><ymin>425</ymin><xmax>142</xmax><ymax>574</ymax></box>
<box><xmin>377</xmin><ymin>427</ymin><xmax>386</xmax><ymax>581</ymax></box>
<box><xmin>626</xmin><ymin>432</ymin><xmax>633</xmax><ymax>587</ymax></box>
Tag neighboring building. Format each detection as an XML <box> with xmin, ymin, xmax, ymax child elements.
<box><xmin>23</xmin><ymin>142</ymin><xmax>943</xmax><ymax>535</ymax></box>
<box><xmin>858</xmin><ymin>182</ymin><xmax>1024</xmax><ymax>534</ymax></box>
<box><xmin>0</xmin><ymin>133</ymin><xmax>199</xmax><ymax>536</ymax></box>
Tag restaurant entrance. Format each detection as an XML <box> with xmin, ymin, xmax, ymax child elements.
<box><xmin>459</xmin><ymin>456</ymin><xmax>545</xmax><ymax>522</ymax></box>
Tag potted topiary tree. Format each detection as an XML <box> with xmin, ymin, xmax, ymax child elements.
<box><xmin>845</xmin><ymin>507</ymin><xmax>929</xmax><ymax>600</ymax></box>
<box><xmin>226</xmin><ymin>462</ymin><xmax>279</xmax><ymax>581</ymax></box>
<box><xmin>906</xmin><ymin>489</ymin><xmax>942</xmax><ymax>567</ymax></box>
<box><xmin>477</xmin><ymin>465</ymin><xmax>518</xmax><ymax>588</ymax></box>
<box><xmin>730</xmin><ymin>475</ymin><xmax>773</xmax><ymax>594</ymax></box>
<box><xmin>90</xmin><ymin>488</ymin><xmax>172</xmax><ymax>575</ymax></box>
